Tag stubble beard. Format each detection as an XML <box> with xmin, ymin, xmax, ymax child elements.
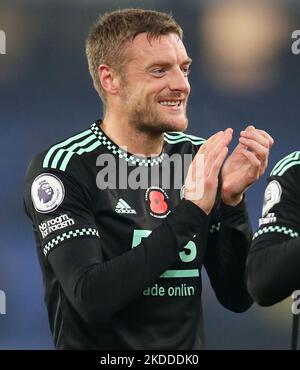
<box><xmin>128</xmin><ymin>99</ymin><xmax>188</xmax><ymax>135</ymax></box>
<box><xmin>121</xmin><ymin>85</ymin><xmax>189</xmax><ymax>135</ymax></box>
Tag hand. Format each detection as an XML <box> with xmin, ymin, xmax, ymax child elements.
<box><xmin>184</xmin><ymin>129</ymin><xmax>233</xmax><ymax>215</ymax></box>
<box><xmin>221</xmin><ymin>125</ymin><xmax>274</xmax><ymax>206</ymax></box>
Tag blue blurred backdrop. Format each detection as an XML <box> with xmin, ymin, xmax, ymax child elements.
<box><xmin>0</xmin><ymin>0</ymin><xmax>299</xmax><ymax>349</ymax></box>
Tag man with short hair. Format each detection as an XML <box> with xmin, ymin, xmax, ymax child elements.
<box><xmin>24</xmin><ymin>9</ymin><xmax>273</xmax><ymax>349</ymax></box>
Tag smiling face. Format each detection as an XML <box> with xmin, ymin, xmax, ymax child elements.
<box><xmin>116</xmin><ymin>33</ymin><xmax>191</xmax><ymax>134</ymax></box>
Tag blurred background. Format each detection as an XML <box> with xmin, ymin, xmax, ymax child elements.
<box><xmin>0</xmin><ymin>0</ymin><xmax>300</xmax><ymax>349</ymax></box>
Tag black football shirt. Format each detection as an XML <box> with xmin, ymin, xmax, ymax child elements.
<box><xmin>24</xmin><ymin>119</ymin><xmax>253</xmax><ymax>349</ymax></box>
<box><xmin>247</xmin><ymin>151</ymin><xmax>300</xmax><ymax>349</ymax></box>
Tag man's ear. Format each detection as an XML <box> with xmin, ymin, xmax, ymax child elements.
<box><xmin>98</xmin><ymin>64</ymin><xmax>121</xmax><ymax>95</ymax></box>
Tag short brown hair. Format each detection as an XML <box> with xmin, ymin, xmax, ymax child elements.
<box><xmin>85</xmin><ymin>8</ymin><xmax>183</xmax><ymax>103</ymax></box>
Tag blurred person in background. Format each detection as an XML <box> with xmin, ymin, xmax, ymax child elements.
<box><xmin>199</xmin><ymin>0</ymin><xmax>290</xmax><ymax>94</ymax></box>
<box><xmin>196</xmin><ymin>2</ymin><xmax>300</xmax><ymax>345</ymax></box>
<box><xmin>246</xmin><ymin>151</ymin><xmax>300</xmax><ymax>348</ymax></box>
<box><xmin>190</xmin><ymin>0</ymin><xmax>297</xmax><ymax>153</ymax></box>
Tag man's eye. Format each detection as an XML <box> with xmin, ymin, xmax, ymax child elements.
<box><xmin>151</xmin><ymin>69</ymin><xmax>165</xmax><ymax>76</ymax></box>
<box><xmin>182</xmin><ymin>68</ymin><xmax>190</xmax><ymax>77</ymax></box>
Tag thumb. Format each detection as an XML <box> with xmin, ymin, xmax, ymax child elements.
<box><xmin>234</xmin><ymin>142</ymin><xmax>248</xmax><ymax>152</ymax></box>
<box><xmin>245</xmin><ymin>124</ymin><xmax>255</xmax><ymax>132</ymax></box>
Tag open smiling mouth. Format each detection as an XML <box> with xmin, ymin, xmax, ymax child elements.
<box><xmin>158</xmin><ymin>100</ymin><xmax>183</xmax><ymax>108</ymax></box>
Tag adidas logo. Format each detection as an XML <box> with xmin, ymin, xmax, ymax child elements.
<box><xmin>115</xmin><ymin>198</ymin><xmax>137</xmax><ymax>214</ymax></box>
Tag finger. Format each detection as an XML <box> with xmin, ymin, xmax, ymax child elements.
<box><xmin>256</xmin><ymin>129</ymin><xmax>274</xmax><ymax>148</ymax></box>
<box><xmin>239</xmin><ymin>137</ymin><xmax>269</xmax><ymax>158</ymax></box>
<box><xmin>240</xmin><ymin>130</ymin><xmax>269</xmax><ymax>148</ymax></box>
<box><xmin>242</xmin><ymin>126</ymin><xmax>274</xmax><ymax>148</ymax></box>
<box><xmin>198</xmin><ymin>131</ymin><xmax>227</xmax><ymax>157</ymax></box>
<box><xmin>204</xmin><ymin>132</ymin><xmax>232</xmax><ymax>173</ymax></box>
<box><xmin>201</xmin><ymin>128</ymin><xmax>232</xmax><ymax>151</ymax></box>
<box><xmin>245</xmin><ymin>125</ymin><xmax>256</xmax><ymax>132</ymax></box>
<box><xmin>209</xmin><ymin>146</ymin><xmax>229</xmax><ymax>179</ymax></box>
<box><xmin>240</xmin><ymin>149</ymin><xmax>261</xmax><ymax>177</ymax></box>
<box><xmin>198</xmin><ymin>131</ymin><xmax>223</xmax><ymax>154</ymax></box>
<box><xmin>206</xmin><ymin>131</ymin><xmax>225</xmax><ymax>144</ymax></box>
<box><xmin>224</xmin><ymin>127</ymin><xmax>233</xmax><ymax>135</ymax></box>
<box><xmin>186</xmin><ymin>133</ymin><xmax>230</xmax><ymax>189</ymax></box>
<box><xmin>232</xmin><ymin>142</ymin><xmax>248</xmax><ymax>153</ymax></box>
<box><xmin>244</xmin><ymin>148</ymin><xmax>268</xmax><ymax>177</ymax></box>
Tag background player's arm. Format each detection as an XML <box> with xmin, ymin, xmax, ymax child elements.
<box><xmin>246</xmin><ymin>166</ymin><xmax>300</xmax><ymax>306</ymax></box>
<box><xmin>247</xmin><ymin>234</ymin><xmax>300</xmax><ymax>306</ymax></box>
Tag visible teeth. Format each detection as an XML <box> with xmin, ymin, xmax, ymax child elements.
<box><xmin>159</xmin><ymin>101</ymin><xmax>181</xmax><ymax>106</ymax></box>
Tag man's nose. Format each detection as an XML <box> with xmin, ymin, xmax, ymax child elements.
<box><xmin>169</xmin><ymin>67</ymin><xmax>190</xmax><ymax>93</ymax></box>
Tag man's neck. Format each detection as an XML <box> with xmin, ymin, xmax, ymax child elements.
<box><xmin>101</xmin><ymin>113</ymin><xmax>164</xmax><ymax>157</ymax></box>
